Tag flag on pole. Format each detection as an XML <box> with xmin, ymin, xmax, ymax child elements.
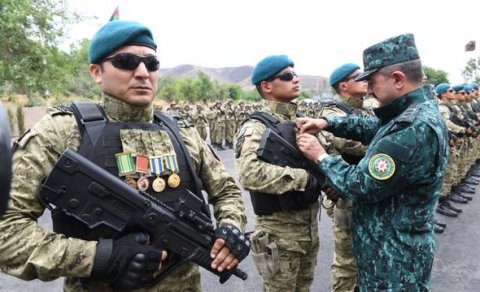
<box><xmin>465</xmin><ymin>40</ymin><xmax>476</xmax><ymax>52</ymax></box>
<box><xmin>109</xmin><ymin>6</ymin><xmax>119</xmax><ymax>21</ymax></box>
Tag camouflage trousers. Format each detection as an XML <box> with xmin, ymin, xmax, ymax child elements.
<box><xmin>225</xmin><ymin>120</ymin><xmax>236</xmax><ymax>144</ymax></box>
<box><xmin>211</xmin><ymin>121</ymin><xmax>225</xmax><ymax>145</ymax></box>
<box><xmin>64</xmin><ymin>262</ymin><xmax>201</xmax><ymax>292</ymax></box>
<box><xmin>252</xmin><ymin>232</ymin><xmax>319</xmax><ymax>292</ymax></box>
<box><xmin>196</xmin><ymin>124</ymin><xmax>208</xmax><ymax>141</ymax></box>
<box><xmin>332</xmin><ymin>199</ymin><xmax>357</xmax><ymax>292</ymax></box>
<box><xmin>440</xmin><ymin>146</ymin><xmax>458</xmax><ymax>197</ymax></box>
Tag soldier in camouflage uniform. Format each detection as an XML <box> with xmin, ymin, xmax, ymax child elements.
<box><xmin>235</xmin><ymin>55</ymin><xmax>323</xmax><ymax>292</ymax></box>
<box><xmin>191</xmin><ymin>104</ymin><xmax>208</xmax><ymax>141</ymax></box>
<box><xmin>235</xmin><ymin>100</ymin><xmax>250</xmax><ymax>129</ymax></box>
<box><xmin>166</xmin><ymin>101</ymin><xmax>180</xmax><ymax>116</ymax></box>
<box><xmin>297</xmin><ymin>34</ymin><xmax>448</xmax><ymax>291</ymax></box>
<box><xmin>435</xmin><ymin>83</ymin><xmax>470</xmax><ymax>218</ymax></box>
<box><xmin>224</xmin><ymin>99</ymin><xmax>236</xmax><ymax>149</ymax></box>
<box><xmin>0</xmin><ymin>20</ymin><xmax>249</xmax><ymax>292</ymax></box>
<box><xmin>320</xmin><ymin>63</ymin><xmax>369</xmax><ymax>292</ymax></box>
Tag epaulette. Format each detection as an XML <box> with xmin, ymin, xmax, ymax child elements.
<box><xmin>175</xmin><ymin>117</ymin><xmax>193</xmax><ymax>128</ymax></box>
<box><xmin>49</xmin><ymin>105</ymin><xmax>73</xmax><ymax>116</ymax></box>
<box><xmin>395</xmin><ymin>104</ymin><xmax>419</xmax><ymax>123</ymax></box>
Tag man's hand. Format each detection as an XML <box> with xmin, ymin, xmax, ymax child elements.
<box><xmin>297</xmin><ymin>133</ymin><xmax>326</xmax><ymax>163</ymax></box>
<box><xmin>323</xmin><ymin>186</ymin><xmax>340</xmax><ymax>202</ymax></box>
<box><xmin>210</xmin><ymin>224</ymin><xmax>250</xmax><ymax>272</ymax></box>
<box><xmin>296</xmin><ymin>117</ymin><xmax>329</xmax><ymax>134</ymax></box>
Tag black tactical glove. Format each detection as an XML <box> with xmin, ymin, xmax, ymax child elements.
<box><xmin>296</xmin><ymin>174</ymin><xmax>323</xmax><ymax>204</ymax></box>
<box><xmin>91</xmin><ymin>233</ymin><xmax>162</xmax><ymax>289</ymax></box>
<box><xmin>214</xmin><ymin>224</ymin><xmax>250</xmax><ymax>261</ymax></box>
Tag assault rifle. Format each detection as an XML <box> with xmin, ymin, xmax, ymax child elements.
<box><xmin>257</xmin><ymin>128</ymin><xmax>326</xmax><ymax>186</ymax></box>
<box><xmin>38</xmin><ymin>149</ymin><xmax>247</xmax><ymax>287</ymax></box>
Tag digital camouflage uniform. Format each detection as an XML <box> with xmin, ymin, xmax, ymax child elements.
<box><xmin>319</xmin><ymin>88</ymin><xmax>448</xmax><ymax>291</ymax></box>
<box><xmin>191</xmin><ymin>105</ymin><xmax>208</xmax><ymax>141</ymax></box>
<box><xmin>235</xmin><ymin>100</ymin><xmax>319</xmax><ymax>292</ymax></box>
<box><xmin>437</xmin><ymin>100</ymin><xmax>466</xmax><ymax>199</ymax></box>
<box><xmin>224</xmin><ymin>101</ymin><xmax>237</xmax><ymax>148</ymax></box>
<box><xmin>318</xmin><ymin>96</ymin><xmax>371</xmax><ymax>292</ymax></box>
<box><xmin>0</xmin><ymin>94</ymin><xmax>247</xmax><ymax>292</ymax></box>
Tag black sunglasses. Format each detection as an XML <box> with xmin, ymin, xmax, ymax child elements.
<box><xmin>102</xmin><ymin>53</ymin><xmax>160</xmax><ymax>71</ymax></box>
<box><xmin>447</xmin><ymin>89</ymin><xmax>454</xmax><ymax>93</ymax></box>
<box><xmin>269</xmin><ymin>71</ymin><xmax>298</xmax><ymax>82</ymax></box>
<box><xmin>344</xmin><ymin>74</ymin><xmax>361</xmax><ymax>82</ymax></box>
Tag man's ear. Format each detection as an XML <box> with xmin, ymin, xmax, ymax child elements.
<box><xmin>260</xmin><ymin>80</ymin><xmax>273</xmax><ymax>95</ymax></box>
<box><xmin>391</xmin><ymin>71</ymin><xmax>406</xmax><ymax>89</ymax></box>
<box><xmin>89</xmin><ymin>64</ymin><xmax>102</xmax><ymax>84</ymax></box>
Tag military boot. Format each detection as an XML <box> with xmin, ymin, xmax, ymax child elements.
<box><xmin>435</xmin><ymin>220</ymin><xmax>447</xmax><ymax>228</ymax></box>
<box><xmin>449</xmin><ymin>193</ymin><xmax>469</xmax><ymax>204</ymax></box>
<box><xmin>434</xmin><ymin>224</ymin><xmax>444</xmax><ymax>233</ymax></box>
<box><xmin>436</xmin><ymin>197</ymin><xmax>459</xmax><ymax>217</ymax></box>
<box><xmin>444</xmin><ymin>198</ymin><xmax>462</xmax><ymax>213</ymax></box>
<box><xmin>457</xmin><ymin>184</ymin><xmax>475</xmax><ymax>194</ymax></box>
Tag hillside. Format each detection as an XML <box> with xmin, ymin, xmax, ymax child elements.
<box><xmin>159</xmin><ymin>65</ymin><xmax>329</xmax><ymax>93</ymax></box>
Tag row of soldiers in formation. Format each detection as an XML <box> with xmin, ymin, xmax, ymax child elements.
<box><xmin>153</xmin><ymin>97</ymin><xmax>380</xmax><ymax>151</ymax></box>
<box><xmin>433</xmin><ymin>82</ymin><xmax>480</xmax><ymax>226</ymax></box>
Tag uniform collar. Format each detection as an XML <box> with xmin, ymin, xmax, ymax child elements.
<box><xmin>373</xmin><ymin>87</ymin><xmax>426</xmax><ymax>123</ymax></box>
<box><xmin>102</xmin><ymin>94</ymin><xmax>153</xmax><ymax>122</ymax></box>
<box><xmin>266</xmin><ymin>100</ymin><xmax>298</xmax><ymax>118</ymax></box>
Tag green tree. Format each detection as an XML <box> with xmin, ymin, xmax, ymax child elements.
<box><xmin>0</xmin><ymin>0</ymin><xmax>83</xmax><ymax>96</ymax></box>
<box><xmin>423</xmin><ymin>66</ymin><xmax>449</xmax><ymax>85</ymax></box>
<box><xmin>462</xmin><ymin>57</ymin><xmax>480</xmax><ymax>84</ymax></box>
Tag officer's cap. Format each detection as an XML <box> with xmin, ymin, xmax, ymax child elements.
<box><xmin>329</xmin><ymin>63</ymin><xmax>360</xmax><ymax>87</ymax></box>
<box><xmin>355</xmin><ymin>33</ymin><xmax>420</xmax><ymax>81</ymax></box>
<box><xmin>89</xmin><ymin>20</ymin><xmax>157</xmax><ymax>64</ymax></box>
<box><xmin>435</xmin><ymin>83</ymin><xmax>450</xmax><ymax>95</ymax></box>
<box><xmin>251</xmin><ymin>55</ymin><xmax>294</xmax><ymax>85</ymax></box>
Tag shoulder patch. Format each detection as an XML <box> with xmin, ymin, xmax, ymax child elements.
<box><xmin>368</xmin><ymin>153</ymin><xmax>396</xmax><ymax>180</ymax></box>
<box><xmin>395</xmin><ymin>104</ymin><xmax>419</xmax><ymax>123</ymax></box>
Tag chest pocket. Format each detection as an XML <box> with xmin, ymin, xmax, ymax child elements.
<box><xmin>120</xmin><ymin>129</ymin><xmax>175</xmax><ymax>156</ymax></box>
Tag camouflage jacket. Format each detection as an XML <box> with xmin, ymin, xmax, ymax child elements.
<box><xmin>0</xmin><ymin>94</ymin><xmax>246</xmax><ymax>290</ymax></box>
<box><xmin>319</xmin><ymin>88</ymin><xmax>448</xmax><ymax>290</ymax></box>
<box><xmin>234</xmin><ymin>100</ymin><xmax>319</xmax><ymax>249</ymax></box>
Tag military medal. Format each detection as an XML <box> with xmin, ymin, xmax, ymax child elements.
<box><xmin>135</xmin><ymin>153</ymin><xmax>150</xmax><ymax>191</ymax></box>
<box><xmin>167</xmin><ymin>173</ymin><xmax>181</xmax><ymax>188</ymax></box>
<box><xmin>152</xmin><ymin>177</ymin><xmax>166</xmax><ymax>192</ymax></box>
<box><xmin>124</xmin><ymin>176</ymin><xmax>137</xmax><ymax>189</ymax></box>
<box><xmin>150</xmin><ymin>156</ymin><xmax>166</xmax><ymax>192</ymax></box>
<box><xmin>137</xmin><ymin>176</ymin><xmax>149</xmax><ymax>191</ymax></box>
<box><xmin>164</xmin><ymin>154</ymin><xmax>181</xmax><ymax>188</ymax></box>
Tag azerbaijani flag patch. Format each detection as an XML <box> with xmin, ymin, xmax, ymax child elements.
<box><xmin>368</xmin><ymin>153</ymin><xmax>395</xmax><ymax>180</ymax></box>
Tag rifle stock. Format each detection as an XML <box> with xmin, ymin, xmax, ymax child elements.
<box><xmin>38</xmin><ymin>149</ymin><xmax>247</xmax><ymax>287</ymax></box>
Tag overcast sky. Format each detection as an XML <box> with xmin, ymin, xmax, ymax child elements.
<box><xmin>67</xmin><ymin>0</ymin><xmax>479</xmax><ymax>84</ymax></box>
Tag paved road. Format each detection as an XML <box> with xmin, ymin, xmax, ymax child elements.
<box><xmin>0</xmin><ymin>146</ymin><xmax>479</xmax><ymax>291</ymax></box>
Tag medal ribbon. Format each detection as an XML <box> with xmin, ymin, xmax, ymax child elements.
<box><xmin>135</xmin><ymin>153</ymin><xmax>149</xmax><ymax>174</ymax></box>
<box><xmin>164</xmin><ymin>154</ymin><xmax>179</xmax><ymax>173</ymax></box>
<box><xmin>115</xmin><ymin>152</ymin><xmax>135</xmax><ymax>176</ymax></box>
<box><xmin>150</xmin><ymin>156</ymin><xmax>164</xmax><ymax>175</ymax></box>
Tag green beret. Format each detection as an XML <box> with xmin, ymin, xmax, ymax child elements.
<box><xmin>89</xmin><ymin>20</ymin><xmax>157</xmax><ymax>64</ymax></box>
<box><xmin>251</xmin><ymin>55</ymin><xmax>294</xmax><ymax>85</ymax></box>
<box><xmin>356</xmin><ymin>33</ymin><xmax>420</xmax><ymax>81</ymax></box>
<box><xmin>329</xmin><ymin>63</ymin><xmax>360</xmax><ymax>87</ymax></box>
<box><xmin>464</xmin><ymin>84</ymin><xmax>473</xmax><ymax>93</ymax></box>
<box><xmin>435</xmin><ymin>83</ymin><xmax>450</xmax><ymax>95</ymax></box>
<box><xmin>452</xmin><ymin>84</ymin><xmax>464</xmax><ymax>92</ymax></box>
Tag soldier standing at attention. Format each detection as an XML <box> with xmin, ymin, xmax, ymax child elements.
<box><xmin>234</xmin><ymin>55</ymin><xmax>323</xmax><ymax>292</ymax></box>
<box><xmin>297</xmin><ymin>34</ymin><xmax>448</xmax><ymax>291</ymax></box>
<box><xmin>320</xmin><ymin>63</ymin><xmax>369</xmax><ymax>292</ymax></box>
<box><xmin>192</xmin><ymin>104</ymin><xmax>208</xmax><ymax>141</ymax></box>
<box><xmin>0</xmin><ymin>20</ymin><xmax>249</xmax><ymax>292</ymax></box>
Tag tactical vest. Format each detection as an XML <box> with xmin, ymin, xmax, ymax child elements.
<box><xmin>442</xmin><ymin>103</ymin><xmax>469</xmax><ymax>128</ymax></box>
<box><xmin>51</xmin><ymin>101</ymin><xmax>207</xmax><ymax>240</ymax></box>
<box><xmin>319</xmin><ymin>101</ymin><xmax>364</xmax><ymax>165</ymax></box>
<box><xmin>247</xmin><ymin>111</ymin><xmax>313</xmax><ymax>215</ymax></box>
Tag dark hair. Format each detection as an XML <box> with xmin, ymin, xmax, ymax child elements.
<box><xmin>379</xmin><ymin>59</ymin><xmax>423</xmax><ymax>83</ymax></box>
